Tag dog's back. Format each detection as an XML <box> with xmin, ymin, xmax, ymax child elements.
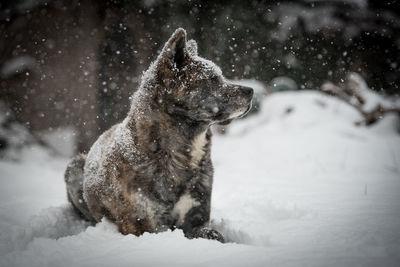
<box><xmin>64</xmin><ymin>123</ymin><xmax>119</xmax><ymax>222</ymax></box>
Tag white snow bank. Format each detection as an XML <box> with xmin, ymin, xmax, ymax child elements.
<box><xmin>345</xmin><ymin>72</ymin><xmax>400</xmax><ymax>113</ymax></box>
<box><xmin>1</xmin><ymin>90</ymin><xmax>399</xmax><ymax>267</ymax></box>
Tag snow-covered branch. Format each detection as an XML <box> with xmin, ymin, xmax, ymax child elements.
<box><xmin>321</xmin><ymin>73</ymin><xmax>400</xmax><ymax>128</ymax></box>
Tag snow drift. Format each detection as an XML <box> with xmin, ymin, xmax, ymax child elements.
<box><xmin>0</xmin><ymin>90</ymin><xmax>399</xmax><ymax>267</ymax></box>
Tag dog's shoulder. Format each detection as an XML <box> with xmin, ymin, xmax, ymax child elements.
<box><xmin>83</xmin><ymin>122</ymin><xmax>127</xmax><ymax>182</ymax></box>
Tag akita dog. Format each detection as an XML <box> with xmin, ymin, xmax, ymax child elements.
<box><xmin>65</xmin><ymin>28</ymin><xmax>253</xmax><ymax>242</ymax></box>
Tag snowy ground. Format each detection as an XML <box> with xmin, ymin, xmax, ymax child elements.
<box><xmin>1</xmin><ymin>90</ymin><xmax>399</xmax><ymax>267</ymax></box>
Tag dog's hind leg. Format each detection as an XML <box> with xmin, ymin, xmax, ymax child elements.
<box><xmin>64</xmin><ymin>154</ymin><xmax>94</xmax><ymax>222</ymax></box>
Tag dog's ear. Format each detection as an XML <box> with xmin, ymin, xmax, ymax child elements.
<box><xmin>186</xmin><ymin>39</ymin><xmax>198</xmax><ymax>56</ymax></box>
<box><xmin>157</xmin><ymin>28</ymin><xmax>188</xmax><ymax>70</ymax></box>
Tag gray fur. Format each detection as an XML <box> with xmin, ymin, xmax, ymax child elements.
<box><xmin>64</xmin><ymin>28</ymin><xmax>253</xmax><ymax>242</ymax></box>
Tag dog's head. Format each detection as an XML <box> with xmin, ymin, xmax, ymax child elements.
<box><xmin>144</xmin><ymin>28</ymin><xmax>253</xmax><ymax>124</ymax></box>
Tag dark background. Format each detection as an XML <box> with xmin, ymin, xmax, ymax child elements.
<box><xmin>0</xmin><ymin>0</ymin><xmax>399</xmax><ymax>152</ymax></box>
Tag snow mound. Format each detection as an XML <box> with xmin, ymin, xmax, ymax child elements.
<box><xmin>1</xmin><ymin>90</ymin><xmax>400</xmax><ymax>266</ymax></box>
<box><xmin>1</xmin><ymin>205</ymin><xmax>90</xmax><ymax>255</ymax></box>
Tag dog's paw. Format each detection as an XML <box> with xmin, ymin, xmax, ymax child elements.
<box><xmin>194</xmin><ymin>227</ymin><xmax>225</xmax><ymax>243</ymax></box>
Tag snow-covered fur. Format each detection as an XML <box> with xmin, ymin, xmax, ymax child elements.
<box><xmin>64</xmin><ymin>28</ymin><xmax>253</xmax><ymax>242</ymax></box>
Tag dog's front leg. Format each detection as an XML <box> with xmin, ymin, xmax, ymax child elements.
<box><xmin>172</xmin><ymin>184</ymin><xmax>224</xmax><ymax>242</ymax></box>
<box><xmin>179</xmin><ymin>204</ymin><xmax>224</xmax><ymax>243</ymax></box>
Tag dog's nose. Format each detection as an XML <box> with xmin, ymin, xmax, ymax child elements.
<box><xmin>241</xmin><ymin>86</ymin><xmax>254</xmax><ymax>97</ymax></box>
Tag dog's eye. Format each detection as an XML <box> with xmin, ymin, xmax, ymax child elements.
<box><xmin>210</xmin><ymin>76</ymin><xmax>219</xmax><ymax>84</ymax></box>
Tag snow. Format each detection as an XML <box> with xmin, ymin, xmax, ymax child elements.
<box><xmin>270</xmin><ymin>76</ymin><xmax>298</xmax><ymax>91</ymax></box>
<box><xmin>0</xmin><ymin>56</ymin><xmax>36</xmax><ymax>78</ymax></box>
<box><xmin>36</xmin><ymin>127</ymin><xmax>77</xmax><ymax>157</ymax></box>
<box><xmin>1</xmin><ymin>90</ymin><xmax>400</xmax><ymax>266</ymax></box>
<box><xmin>345</xmin><ymin>73</ymin><xmax>400</xmax><ymax>113</ymax></box>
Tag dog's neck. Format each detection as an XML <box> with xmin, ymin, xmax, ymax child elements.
<box><xmin>127</xmin><ymin>89</ymin><xmax>211</xmax><ymax>158</ymax></box>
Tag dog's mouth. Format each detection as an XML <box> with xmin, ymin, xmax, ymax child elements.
<box><xmin>238</xmin><ymin>102</ymin><xmax>252</xmax><ymax>118</ymax></box>
<box><xmin>217</xmin><ymin>118</ymin><xmax>233</xmax><ymax>126</ymax></box>
<box><xmin>230</xmin><ymin>100</ymin><xmax>253</xmax><ymax>120</ymax></box>
<box><xmin>215</xmin><ymin>100</ymin><xmax>252</xmax><ymax>125</ymax></box>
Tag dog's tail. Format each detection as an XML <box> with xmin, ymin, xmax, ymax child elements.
<box><xmin>64</xmin><ymin>154</ymin><xmax>94</xmax><ymax>221</ymax></box>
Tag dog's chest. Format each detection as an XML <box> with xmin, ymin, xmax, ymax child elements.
<box><xmin>166</xmin><ymin>132</ymin><xmax>208</xmax><ymax>179</ymax></box>
<box><xmin>128</xmin><ymin>130</ymin><xmax>211</xmax><ymax>203</ymax></box>
<box><xmin>188</xmin><ymin>132</ymin><xmax>207</xmax><ymax>168</ymax></box>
